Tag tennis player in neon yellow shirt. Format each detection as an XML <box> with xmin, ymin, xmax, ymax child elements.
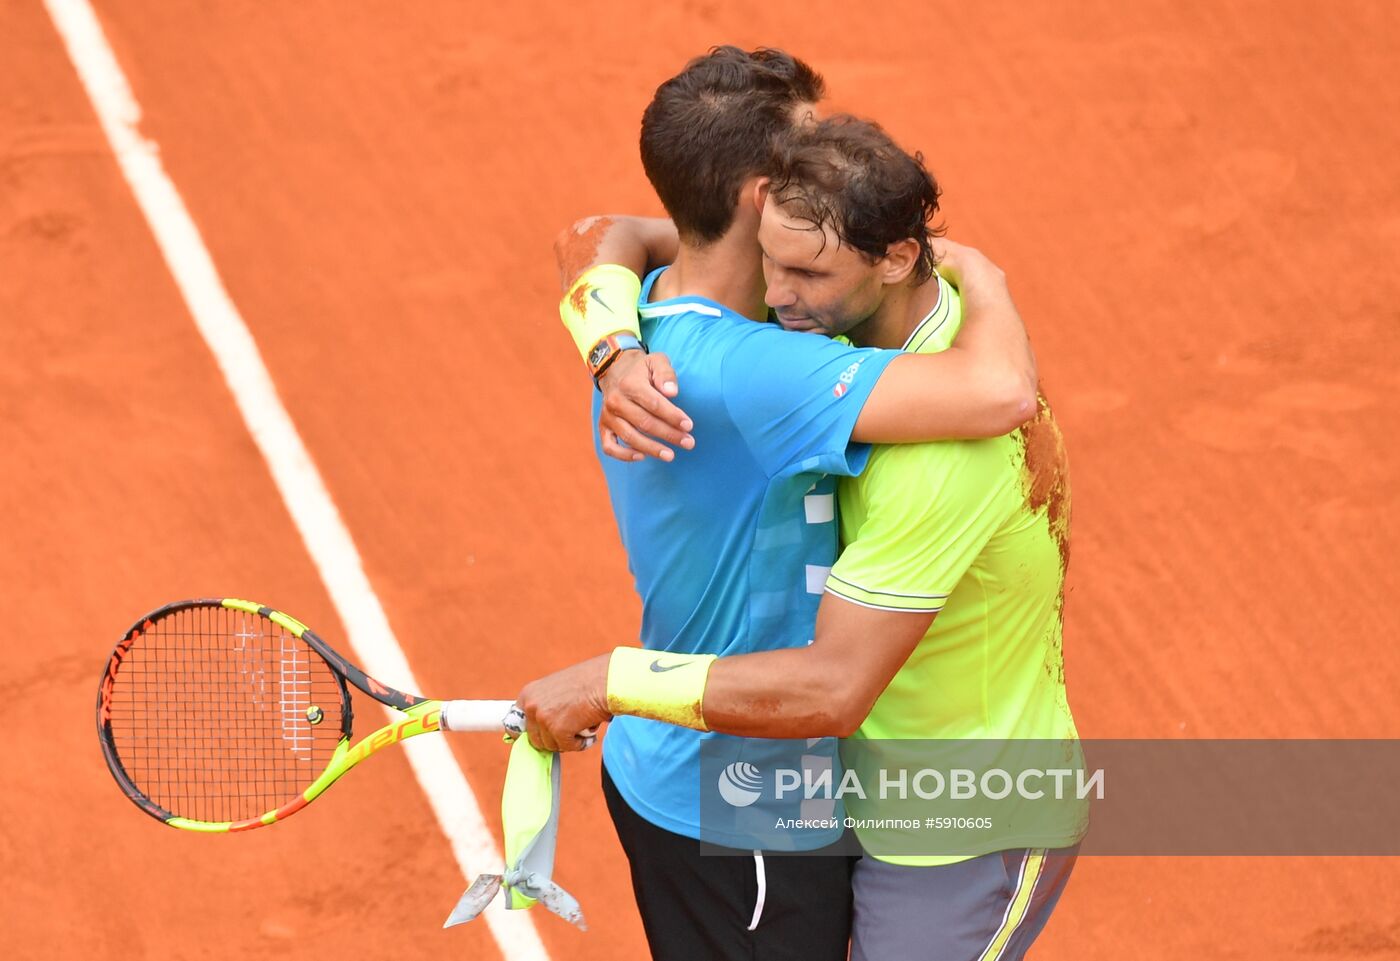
<box><xmin>521</xmin><ymin>115</ymin><xmax>1084</xmax><ymax>960</ymax></box>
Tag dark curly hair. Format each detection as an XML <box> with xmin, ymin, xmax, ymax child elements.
<box><xmin>768</xmin><ymin>115</ymin><xmax>945</xmax><ymax>283</ymax></box>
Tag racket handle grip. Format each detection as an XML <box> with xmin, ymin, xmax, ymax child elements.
<box><xmin>440</xmin><ymin>699</ymin><xmax>518</xmax><ymax>733</ymax></box>
<box><xmin>439</xmin><ymin>699</ymin><xmax>599</xmax><ymax>749</ymax></box>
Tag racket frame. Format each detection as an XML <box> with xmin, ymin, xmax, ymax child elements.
<box><xmin>98</xmin><ymin>598</ymin><xmax>456</xmax><ymax>833</ymax></box>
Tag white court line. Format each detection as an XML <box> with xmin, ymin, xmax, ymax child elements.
<box><xmin>42</xmin><ymin>2</ymin><xmax>550</xmax><ymax>958</ymax></box>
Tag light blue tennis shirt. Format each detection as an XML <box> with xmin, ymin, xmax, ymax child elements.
<box><xmin>595</xmin><ymin>268</ymin><xmax>898</xmax><ymax>848</ymax></box>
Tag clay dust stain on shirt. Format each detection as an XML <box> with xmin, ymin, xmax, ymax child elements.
<box><xmin>1016</xmin><ymin>393</ymin><xmax>1071</xmax><ymax>575</ymax></box>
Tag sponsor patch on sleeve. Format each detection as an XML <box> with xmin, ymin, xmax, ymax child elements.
<box><xmin>833</xmin><ymin>360</ymin><xmax>863</xmax><ymax>398</ymax></box>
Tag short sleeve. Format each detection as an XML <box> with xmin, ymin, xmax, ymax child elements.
<box><xmin>826</xmin><ymin>440</ymin><xmax>1015</xmax><ymax>613</ymax></box>
<box><xmin>720</xmin><ymin>325</ymin><xmax>898</xmax><ymax>479</ymax></box>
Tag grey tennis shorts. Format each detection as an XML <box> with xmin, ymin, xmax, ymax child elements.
<box><xmin>850</xmin><ymin>846</ymin><xmax>1078</xmax><ymax>961</ymax></box>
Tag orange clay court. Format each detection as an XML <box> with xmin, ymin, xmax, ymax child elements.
<box><xmin>3</xmin><ymin>1</ymin><xmax>1399</xmax><ymax>958</ymax></box>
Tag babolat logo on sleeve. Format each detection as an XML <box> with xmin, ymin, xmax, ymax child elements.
<box><xmin>832</xmin><ymin>360</ymin><xmax>865</xmax><ymax>398</ymax></box>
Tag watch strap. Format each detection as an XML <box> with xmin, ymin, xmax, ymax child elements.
<box><xmin>588</xmin><ymin>332</ymin><xmax>645</xmax><ymax>383</ymax></box>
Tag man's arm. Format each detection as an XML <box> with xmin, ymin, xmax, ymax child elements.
<box><xmin>516</xmin><ymin>595</ymin><xmax>933</xmax><ymax>751</ymax></box>
<box><xmin>554</xmin><ymin>215</ymin><xmax>678</xmax><ymax>287</ymax></box>
<box><xmin>517</xmin><ymin>439</ymin><xmax>1008</xmax><ymax>751</ymax></box>
<box><xmin>703</xmin><ymin>599</ymin><xmax>933</xmax><ymax>737</ymax></box>
<box><xmin>852</xmin><ymin>240</ymin><xmax>1038</xmax><ymax>442</ymax></box>
<box><xmin>553</xmin><ymin>216</ymin><xmax>695</xmax><ymax>461</ymax></box>
<box><xmin>567</xmin><ymin>235</ymin><xmax>1039</xmax><ymax>453</ymax></box>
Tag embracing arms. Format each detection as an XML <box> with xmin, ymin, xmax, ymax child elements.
<box><xmin>553</xmin><ymin>214</ymin><xmax>1038</xmax><ymax>459</ymax></box>
<box><xmin>554</xmin><ymin>216</ymin><xmax>695</xmax><ymax>460</ymax></box>
<box><xmin>516</xmin><ymin>594</ymin><xmax>935</xmax><ymax>751</ymax></box>
<box><xmin>851</xmin><ymin>246</ymin><xmax>1037</xmax><ymax>442</ymax></box>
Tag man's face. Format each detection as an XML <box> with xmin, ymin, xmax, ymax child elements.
<box><xmin>758</xmin><ymin>195</ymin><xmax>886</xmax><ymax>338</ymax></box>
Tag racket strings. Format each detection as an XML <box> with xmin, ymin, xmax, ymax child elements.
<box><xmin>105</xmin><ymin>605</ymin><xmax>345</xmax><ymax>823</ymax></box>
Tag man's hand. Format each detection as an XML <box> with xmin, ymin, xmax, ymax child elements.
<box><xmin>598</xmin><ymin>351</ymin><xmax>696</xmax><ymax>462</ymax></box>
<box><xmin>930</xmin><ymin>238</ymin><xmax>1006</xmax><ymax>293</ymax></box>
<box><xmin>516</xmin><ymin>653</ymin><xmax>612</xmax><ymax>753</ymax></box>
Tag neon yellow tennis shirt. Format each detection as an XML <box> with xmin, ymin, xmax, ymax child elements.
<box><xmin>827</xmin><ymin>276</ymin><xmax>1085</xmax><ymax>864</ymax></box>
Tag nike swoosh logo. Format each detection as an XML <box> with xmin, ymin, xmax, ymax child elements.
<box><xmin>589</xmin><ymin>288</ymin><xmax>614</xmax><ymax>313</ymax></box>
<box><xmin>650</xmin><ymin>659</ymin><xmax>687</xmax><ymax>673</ymax></box>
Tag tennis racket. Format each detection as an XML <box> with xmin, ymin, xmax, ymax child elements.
<box><xmin>97</xmin><ymin>597</ymin><xmax>532</xmax><ymax>833</ymax></box>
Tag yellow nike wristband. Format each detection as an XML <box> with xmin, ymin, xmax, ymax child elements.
<box><xmin>560</xmin><ymin>264</ymin><xmax>643</xmax><ymax>363</ymax></box>
<box><xmin>606</xmin><ymin>647</ymin><xmax>715</xmax><ymax>731</ymax></box>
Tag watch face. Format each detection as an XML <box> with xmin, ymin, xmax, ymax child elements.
<box><xmin>588</xmin><ymin>341</ymin><xmax>610</xmax><ymax>368</ymax></box>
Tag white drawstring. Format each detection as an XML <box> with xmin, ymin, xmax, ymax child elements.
<box><xmin>747</xmin><ymin>851</ymin><xmax>767</xmax><ymax>931</ymax></box>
